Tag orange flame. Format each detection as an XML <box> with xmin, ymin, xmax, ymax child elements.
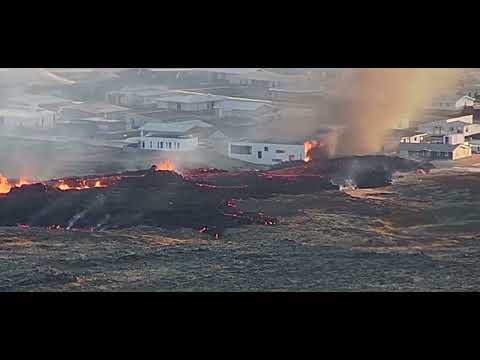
<box><xmin>57</xmin><ymin>179</ymin><xmax>91</xmax><ymax>191</ymax></box>
<box><xmin>156</xmin><ymin>160</ymin><xmax>176</xmax><ymax>171</ymax></box>
<box><xmin>0</xmin><ymin>174</ymin><xmax>32</xmax><ymax>194</ymax></box>
<box><xmin>304</xmin><ymin>140</ymin><xmax>323</xmax><ymax>162</ymax></box>
<box><xmin>0</xmin><ymin>174</ymin><xmax>11</xmax><ymax>194</ymax></box>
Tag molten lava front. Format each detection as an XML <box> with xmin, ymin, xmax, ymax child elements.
<box><xmin>0</xmin><ymin>174</ymin><xmax>32</xmax><ymax>194</ymax></box>
<box><xmin>0</xmin><ymin>156</ymin><xmax>426</xmax><ymax>237</ymax></box>
<box><xmin>156</xmin><ymin>160</ymin><xmax>176</xmax><ymax>171</ymax></box>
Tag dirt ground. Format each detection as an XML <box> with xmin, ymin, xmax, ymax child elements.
<box><xmin>2</xmin><ymin>170</ymin><xmax>480</xmax><ymax>291</ymax></box>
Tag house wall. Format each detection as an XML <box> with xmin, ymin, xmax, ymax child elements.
<box><xmin>228</xmin><ymin>142</ymin><xmax>304</xmax><ymax>165</ymax></box>
<box><xmin>453</xmin><ymin>145</ymin><xmax>472</xmax><ymax>160</ymax></box>
<box><xmin>0</xmin><ymin>110</ymin><xmax>56</xmax><ymax>129</ymax></box>
<box><xmin>140</xmin><ymin>136</ymin><xmax>198</xmax><ymax>152</ymax></box>
<box><xmin>157</xmin><ymin>101</ymin><xmax>222</xmax><ymax>112</ymax></box>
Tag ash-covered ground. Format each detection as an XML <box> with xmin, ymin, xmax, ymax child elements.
<box><xmin>2</xmin><ymin>169</ymin><xmax>480</xmax><ymax>291</ymax></box>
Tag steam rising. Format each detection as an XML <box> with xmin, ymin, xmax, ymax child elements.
<box><xmin>313</xmin><ymin>68</ymin><xmax>461</xmax><ymax>155</ymax></box>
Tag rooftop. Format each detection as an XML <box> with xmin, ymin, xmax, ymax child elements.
<box><xmin>80</xmin><ymin>117</ymin><xmax>125</xmax><ymax>123</ymax></box>
<box><xmin>399</xmin><ymin>143</ymin><xmax>464</xmax><ymax>152</ymax></box>
<box><xmin>5</xmin><ymin>94</ymin><xmax>71</xmax><ymax>106</ymax></box>
<box><xmin>231</xmin><ymin>138</ymin><xmax>305</xmax><ymax>146</ymax></box>
<box><xmin>141</xmin><ymin>120</ymin><xmax>213</xmax><ymax>134</ymax></box>
<box><xmin>155</xmin><ymin>94</ymin><xmax>225</xmax><ymax>104</ymax></box>
<box><xmin>218</xmin><ymin>100</ymin><xmax>274</xmax><ymax>112</ymax></box>
<box><xmin>61</xmin><ymin>102</ymin><xmax>130</xmax><ymax>114</ymax></box>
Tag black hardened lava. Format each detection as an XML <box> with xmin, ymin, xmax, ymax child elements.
<box><xmin>0</xmin><ymin>155</ymin><xmax>426</xmax><ymax>237</ymax></box>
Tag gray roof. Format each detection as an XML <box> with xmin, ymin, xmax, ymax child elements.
<box><xmin>141</xmin><ymin>120</ymin><xmax>212</xmax><ymax>133</ymax></box>
<box><xmin>219</xmin><ymin>100</ymin><xmax>274</xmax><ymax>112</ymax></box>
<box><xmin>61</xmin><ymin>102</ymin><xmax>130</xmax><ymax>114</ymax></box>
<box><xmin>155</xmin><ymin>94</ymin><xmax>225</xmax><ymax>104</ymax></box>
<box><xmin>399</xmin><ymin>143</ymin><xmax>463</xmax><ymax>152</ymax></box>
<box><xmin>432</xmin><ymin>95</ymin><xmax>476</xmax><ymax>103</ymax></box>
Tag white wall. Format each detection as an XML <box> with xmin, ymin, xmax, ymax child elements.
<box><xmin>228</xmin><ymin>142</ymin><xmax>305</xmax><ymax>165</ymax></box>
<box><xmin>140</xmin><ymin>136</ymin><xmax>198</xmax><ymax>152</ymax></box>
<box><xmin>0</xmin><ymin>109</ymin><xmax>56</xmax><ymax>129</ymax></box>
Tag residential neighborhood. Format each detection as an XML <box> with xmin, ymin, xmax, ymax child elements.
<box><xmin>2</xmin><ymin>68</ymin><xmax>480</xmax><ymax>168</ymax></box>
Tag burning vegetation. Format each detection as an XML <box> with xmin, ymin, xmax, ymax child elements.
<box><xmin>0</xmin><ymin>156</ymin><xmax>428</xmax><ymax>237</ymax></box>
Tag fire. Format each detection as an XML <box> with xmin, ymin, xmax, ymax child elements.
<box><xmin>156</xmin><ymin>160</ymin><xmax>176</xmax><ymax>171</ymax></box>
<box><xmin>304</xmin><ymin>140</ymin><xmax>325</xmax><ymax>162</ymax></box>
<box><xmin>56</xmin><ymin>179</ymin><xmax>91</xmax><ymax>191</ymax></box>
<box><xmin>0</xmin><ymin>174</ymin><xmax>11</xmax><ymax>194</ymax></box>
<box><xmin>0</xmin><ymin>174</ymin><xmax>32</xmax><ymax>194</ymax></box>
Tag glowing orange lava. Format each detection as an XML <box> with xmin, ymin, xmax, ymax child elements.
<box><xmin>57</xmin><ymin>179</ymin><xmax>91</xmax><ymax>191</ymax></box>
<box><xmin>0</xmin><ymin>174</ymin><xmax>11</xmax><ymax>194</ymax></box>
<box><xmin>0</xmin><ymin>174</ymin><xmax>32</xmax><ymax>194</ymax></box>
<box><xmin>156</xmin><ymin>160</ymin><xmax>176</xmax><ymax>171</ymax></box>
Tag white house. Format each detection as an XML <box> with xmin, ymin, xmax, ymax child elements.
<box><xmin>425</xmin><ymin>95</ymin><xmax>476</xmax><ymax>112</ymax></box>
<box><xmin>228</xmin><ymin>139</ymin><xmax>305</xmax><ymax>165</ymax></box>
<box><xmin>106</xmin><ymin>86</ymin><xmax>169</xmax><ymax>107</ymax></box>
<box><xmin>139</xmin><ymin>120</ymin><xmax>213</xmax><ymax>152</ymax></box>
<box><xmin>400</xmin><ymin>132</ymin><xmax>428</xmax><ymax>144</ymax></box>
<box><xmin>418</xmin><ymin>115</ymin><xmax>480</xmax><ymax>137</ymax></box>
<box><xmin>214</xmin><ymin>100</ymin><xmax>278</xmax><ymax>120</ymax></box>
<box><xmin>0</xmin><ymin>108</ymin><xmax>56</xmax><ymax>129</ymax></box>
<box><xmin>154</xmin><ymin>94</ymin><xmax>225</xmax><ymax>112</ymax></box>
<box><xmin>398</xmin><ymin>115</ymin><xmax>479</xmax><ymax>161</ymax></box>
<box><xmin>59</xmin><ymin>102</ymin><xmax>131</xmax><ymax>121</ymax></box>
<box><xmin>399</xmin><ymin>143</ymin><xmax>471</xmax><ymax>161</ymax></box>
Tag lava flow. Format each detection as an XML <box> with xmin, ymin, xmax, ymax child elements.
<box><xmin>0</xmin><ymin>174</ymin><xmax>32</xmax><ymax>194</ymax></box>
<box><xmin>156</xmin><ymin>160</ymin><xmax>176</xmax><ymax>171</ymax></box>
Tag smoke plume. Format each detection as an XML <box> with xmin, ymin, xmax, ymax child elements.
<box><xmin>316</xmin><ymin>68</ymin><xmax>461</xmax><ymax>155</ymax></box>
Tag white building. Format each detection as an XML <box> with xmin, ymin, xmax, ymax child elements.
<box><xmin>106</xmin><ymin>86</ymin><xmax>169</xmax><ymax>107</ymax></box>
<box><xmin>425</xmin><ymin>95</ymin><xmax>476</xmax><ymax>112</ymax></box>
<box><xmin>399</xmin><ymin>143</ymin><xmax>471</xmax><ymax>161</ymax></box>
<box><xmin>0</xmin><ymin>108</ymin><xmax>56</xmax><ymax>129</ymax></box>
<box><xmin>228</xmin><ymin>139</ymin><xmax>305</xmax><ymax>165</ymax></box>
<box><xmin>215</xmin><ymin>100</ymin><xmax>278</xmax><ymax>120</ymax></box>
<box><xmin>398</xmin><ymin>115</ymin><xmax>478</xmax><ymax>161</ymax></box>
<box><xmin>139</xmin><ymin>120</ymin><xmax>213</xmax><ymax>152</ymax></box>
<box><xmin>59</xmin><ymin>102</ymin><xmax>131</xmax><ymax>121</ymax></box>
<box><xmin>400</xmin><ymin>132</ymin><xmax>428</xmax><ymax>144</ymax></box>
<box><xmin>417</xmin><ymin>115</ymin><xmax>480</xmax><ymax>136</ymax></box>
<box><xmin>154</xmin><ymin>94</ymin><xmax>225</xmax><ymax>112</ymax></box>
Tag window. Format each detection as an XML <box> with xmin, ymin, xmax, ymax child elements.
<box><xmin>160</xmin><ymin>141</ymin><xmax>164</xmax><ymax>149</ymax></box>
<box><xmin>157</xmin><ymin>142</ymin><xmax>160</xmax><ymax>149</ymax></box>
<box><xmin>169</xmin><ymin>142</ymin><xmax>172</xmax><ymax>149</ymax></box>
<box><xmin>264</xmin><ymin>146</ymin><xmax>269</xmax><ymax>152</ymax></box>
<box><xmin>142</xmin><ymin>141</ymin><xmax>145</xmax><ymax>149</ymax></box>
<box><xmin>149</xmin><ymin>141</ymin><xmax>152</xmax><ymax>148</ymax></box>
<box><xmin>258</xmin><ymin>151</ymin><xmax>262</xmax><ymax>159</ymax></box>
<box><xmin>276</xmin><ymin>149</ymin><xmax>286</xmax><ymax>154</ymax></box>
<box><xmin>230</xmin><ymin>145</ymin><xmax>252</xmax><ymax>155</ymax></box>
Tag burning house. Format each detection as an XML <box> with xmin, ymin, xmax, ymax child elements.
<box><xmin>228</xmin><ymin>138</ymin><xmax>307</xmax><ymax>165</ymax></box>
